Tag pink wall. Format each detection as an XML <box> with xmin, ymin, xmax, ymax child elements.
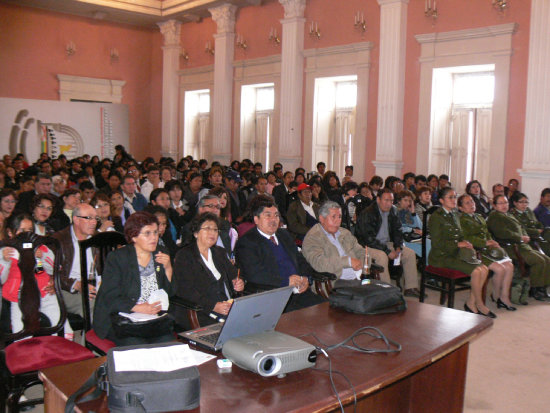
<box><xmin>0</xmin><ymin>3</ymin><xmax>161</xmax><ymax>160</ymax></box>
<box><xmin>404</xmin><ymin>0</ymin><xmax>530</xmax><ymax>183</ymax></box>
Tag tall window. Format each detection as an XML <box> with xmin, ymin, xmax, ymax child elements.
<box><xmin>430</xmin><ymin>65</ymin><xmax>495</xmax><ymax>193</ymax></box>
<box><xmin>183</xmin><ymin>90</ymin><xmax>210</xmax><ymax>160</ymax></box>
<box><xmin>312</xmin><ymin>76</ymin><xmax>357</xmax><ymax>176</ymax></box>
<box><xmin>240</xmin><ymin>84</ymin><xmax>274</xmax><ymax>168</ymax></box>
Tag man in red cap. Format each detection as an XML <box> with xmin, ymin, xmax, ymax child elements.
<box><xmin>286</xmin><ymin>183</ymin><xmax>320</xmax><ymax>242</ymax></box>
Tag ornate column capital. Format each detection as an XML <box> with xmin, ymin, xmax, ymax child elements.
<box><xmin>279</xmin><ymin>0</ymin><xmax>306</xmax><ymax>19</ymax></box>
<box><xmin>209</xmin><ymin>3</ymin><xmax>237</xmax><ymax>34</ymax></box>
<box><xmin>157</xmin><ymin>20</ymin><xmax>182</xmax><ymax>47</ymax></box>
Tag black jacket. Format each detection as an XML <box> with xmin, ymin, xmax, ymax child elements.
<box><xmin>172</xmin><ymin>242</ymin><xmax>237</xmax><ymax>326</ymax></box>
<box><xmin>93</xmin><ymin>244</ymin><xmax>173</xmax><ymax>339</ymax></box>
<box><xmin>355</xmin><ymin>202</ymin><xmax>404</xmax><ymax>254</ymax></box>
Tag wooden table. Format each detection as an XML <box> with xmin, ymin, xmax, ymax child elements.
<box><xmin>40</xmin><ymin>301</ymin><xmax>492</xmax><ymax>412</ymax></box>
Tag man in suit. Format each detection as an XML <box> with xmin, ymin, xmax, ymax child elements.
<box><xmin>121</xmin><ymin>174</ymin><xmax>148</xmax><ymax>212</ymax></box>
<box><xmin>272</xmin><ymin>171</ymin><xmax>294</xmax><ymax>219</ymax></box>
<box><xmin>235</xmin><ymin>195</ymin><xmax>325</xmax><ymax>312</ymax></box>
<box><xmin>286</xmin><ymin>183</ymin><xmax>319</xmax><ymax>242</ymax></box>
<box><xmin>355</xmin><ymin>188</ymin><xmax>421</xmax><ymax>298</ymax></box>
<box><xmin>15</xmin><ymin>172</ymin><xmax>52</xmax><ymax>213</ymax></box>
<box><xmin>534</xmin><ymin>188</ymin><xmax>550</xmax><ymax>227</ymax></box>
<box><xmin>52</xmin><ymin>203</ymin><xmax>98</xmax><ymax>317</ymax></box>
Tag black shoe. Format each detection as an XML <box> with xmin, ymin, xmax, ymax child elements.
<box><xmin>496</xmin><ymin>298</ymin><xmax>517</xmax><ymax>311</ymax></box>
<box><xmin>464</xmin><ymin>303</ymin><xmax>476</xmax><ymax>314</ymax></box>
<box><xmin>404</xmin><ymin>288</ymin><xmax>422</xmax><ymax>298</ymax></box>
<box><xmin>529</xmin><ymin>287</ymin><xmax>548</xmax><ymax>301</ymax></box>
<box><xmin>479</xmin><ymin>309</ymin><xmax>497</xmax><ymax>319</ymax></box>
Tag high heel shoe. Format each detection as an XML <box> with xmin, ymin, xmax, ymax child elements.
<box><xmin>479</xmin><ymin>309</ymin><xmax>497</xmax><ymax>319</ymax></box>
<box><xmin>464</xmin><ymin>303</ymin><xmax>477</xmax><ymax>314</ymax></box>
<box><xmin>497</xmin><ymin>298</ymin><xmax>517</xmax><ymax>311</ymax></box>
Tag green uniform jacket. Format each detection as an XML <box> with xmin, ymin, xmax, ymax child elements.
<box><xmin>459</xmin><ymin>212</ymin><xmax>492</xmax><ymax>249</ymax></box>
<box><xmin>427</xmin><ymin>207</ymin><xmax>463</xmax><ymax>268</ymax></box>
<box><xmin>510</xmin><ymin>208</ymin><xmax>543</xmax><ymax>239</ymax></box>
<box><xmin>486</xmin><ymin>210</ymin><xmax>527</xmax><ymax>244</ymax></box>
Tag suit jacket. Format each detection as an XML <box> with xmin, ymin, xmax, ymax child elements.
<box><xmin>286</xmin><ymin>199</ymin><xmax>320</xmax><ymax>239</ymax></box>
<box><xmin>172</xmin><ymin>242</ymin><xmax>237</xmax><ymax>325</ymax></box>
<box><xmin>93</xmin><ymin>244</ymin><xmax>173</xmax><ymax>339</ymax></box>
<box><xmin>272</xmin><ymin>184</ymin><xmax>290</xmax><ymax>218</ymax></box>
<box><xmin>355</xmin><ymin>203</ymin><xmax>404</xmax><ymax>253</ymax></box>
<box><xmin>235</xmin><ymin>227</ymin><xmax>310</xmax><ymax>288</ymax></box>
<box><xmin>302</xmin><ymin>223</ymin><xmax>365</xmax><ymax>279</ymax></box>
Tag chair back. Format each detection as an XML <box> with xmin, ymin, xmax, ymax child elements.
<box><xmin>421</xmin><ymin>205</ymin><xmax>440</xmax><ymax>270</ymax></box>
<box><xmin>0</xmin><ymin>232</ymin><xmax>65</xmax><ymax>343</ymax></box>
<box><xmin>79</xmin><ymin>231</ymin><xmax>127</xmax><ymax>331</ymax></box>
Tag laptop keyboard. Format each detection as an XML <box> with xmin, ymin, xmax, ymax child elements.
<box><xmin>201</xmin><ymin>332</ymin><xmax>220</xmax><ymax>344</ymax></box>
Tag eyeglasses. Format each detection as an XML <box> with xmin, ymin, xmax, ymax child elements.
<box><xmin>139</xmin><ymin>230</ymin><xmax>159</xmax><ymax>237</ymax></box>
<box><xmin>2</xmin><ymin>199</ymin><xmax>16</xmax><ymax>204</ymax></box>
<box><xmin>75</xmin><ymin>215</ymin><xmax>100</xmax><ymax>222</ymax></box>
<box><xmin>37</xmin><ymin>204</ymin><xmax>53</xmax><ymax>211</ymax></box>
<box><xmin>200</xmin><ymin>226</ymin><xmax>219</xmax><ymax>233</ymax></box>
<box><xmin>203</xmin><ymin>204</ymin><xmax>221</xmax><ymax>210</ymax></box>
<box><xmin>445</xmin><ymin>196</ymin><xmax>458</xmax><ymax>200</ymax></box>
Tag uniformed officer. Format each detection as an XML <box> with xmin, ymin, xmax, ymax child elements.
<box><xmin>428</xmin><ymin>187</ymin><xmax>494</xmax><ymax>317</ymax></box>
<box><xmin>487</xmin><ymin>194</ymin><xmax>550</xmax><ymax>301</ymax></box>
<box><xmin>509</xmin><ymin>192</ymin><xmax>550</xmax><ymax>256</ymax></box>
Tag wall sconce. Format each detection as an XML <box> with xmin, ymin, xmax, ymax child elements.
<box><xmin>424</xmin><ymin>0</ymin><xmax>438</xmax><ymax>21</ymax></box>
<box><xmin>110</xmin><ymin>48</ymin><xmax>119</xmax><ymax>61</ymax></box>
<box><xmin>180</xmin><ymin>49</ymin><xmax>189</xmax><ymax>61</ymax></box>
<box><xmin>236</xmin><ymin>34</ymin><xmax>247</xmax><ymax>50</ymax></box>
<box><xmin>66</xmin><ymin>41</ymin><xmax>76</xmax><ymax>56</ymax></box>
<box><xmin>492</xmin><ymin>0</ymin><xmax>509</xmax><ymax>12</ymax></box>
<box><xmin>268</xmin><ymin>28</ymin><xmax>280</xmax><ymax>45</ymax></box>
<box><xmin>205</xmin><ymin>40</ymin><xmax>215</xmax><ymax>56</ymax></box>
<box><xmin>309</xmin><ymin>21</ymin><xmax>321</xmax><ymax>40</ymax></box>
<box><xmin>354</xmin><ymin>11</ymin><xmax>366</xmax><ymax>33</ymax></box>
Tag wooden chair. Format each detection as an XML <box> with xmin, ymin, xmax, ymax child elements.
<box><xmin>0</xmin><ymin>233</ymin><xmax>95</xmax><ymax>413</ymax></box>
<box><xmin>419</xmin><ymin>206</ymin><xmax>471</xmax><ymax>308</ymax></box>
<box><xmin>78</xmin><ymin>231</ymin><xmax>127</xmax><ymax>355</ymax></box>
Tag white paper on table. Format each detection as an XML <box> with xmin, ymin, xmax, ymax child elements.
<box><xmin>118</xmin><ymin>312</ymin><xmax>160</xmax><ymax>322</ymax></box>
<box><xmin>113</xmin><ymin>344</ymin><xmax>214</xmax><ymax>372</ymax></box>
<box><xmin>148</xmin><ymin>289</ymin><xmax>169</xmax><ymax>311</ymax></box>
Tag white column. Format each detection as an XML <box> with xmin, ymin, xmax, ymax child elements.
<box><xmin>518</xmin><ymin>0</ymin><xmax>550</xmax><ymax>203</ymax></box>
<box><xmin>373</xmin><ymin>0</ymin><xmax>408</xmax><ymax>179</ymax></box>
<box><xmin>278</xmin><ymin>0</ymin><xmax>306</xmax><ymax>172</ymax></box>
<box><xmin>209</xmin><ymin>3</ymin><xmax>237</xmax><ymax>166</ymax></box>
<box><xmin>157</xmin><ymin>20</ymin><xmax>182</xmax><ymax>159</ymax></box>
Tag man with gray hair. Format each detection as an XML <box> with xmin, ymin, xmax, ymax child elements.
<box><xmin>302</xmin><ymin>201</ymin><xmax>366</xmax><ymax>282</ymax></box>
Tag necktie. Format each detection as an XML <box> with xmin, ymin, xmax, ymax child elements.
<box><xmin>270</xmin><ymin>236</ymin><xmax>277</xmax><ymax>246</ymax></box>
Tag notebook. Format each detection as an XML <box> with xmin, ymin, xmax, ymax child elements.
<box><xmin>179</xmin><ymin>286</ymin><xmax>293</xmax><ymax>351</ymax></box>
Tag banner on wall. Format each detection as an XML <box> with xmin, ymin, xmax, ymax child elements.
<box><xmin>0</xmin><ymin>97</ymin><xmax>129</xmax><ymax>162</ymax></box>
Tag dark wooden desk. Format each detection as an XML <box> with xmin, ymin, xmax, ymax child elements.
<box><xmin>39</xmin><ymin>301</ymin><xmax>492</xmax><ymax>412</ymax></box>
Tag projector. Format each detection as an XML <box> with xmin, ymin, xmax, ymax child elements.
<box><xmin>222</xmin><ymin>331</ymin><xmax>317</xmax><ymax>378</ymax></box>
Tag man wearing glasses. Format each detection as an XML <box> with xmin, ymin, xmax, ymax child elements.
<box><xmin>53</xmin><ymin>203</ymin><xmax>99</xmax><ymax>318</ymax></box>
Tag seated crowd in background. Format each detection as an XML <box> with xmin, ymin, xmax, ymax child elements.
<box><xmin>2</xmin><ymin>146</ymin><xmax>550</xmax><ymax>342</ymax></box>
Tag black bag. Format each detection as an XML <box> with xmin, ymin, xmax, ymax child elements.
<box><xmin>110</xmin><ymin>311</ymin><xmax>174</xmax><ymax>339</ymax></box>
<box><xmin>65</xmin><ymin>342</ymin><xmax>200</xmax><ymax>413</ymax></box>
<box><xmin>403</xmin><ymin>232</ymin><xmax>422</xmax><ymax>242</ymax></box>
<box><xmin>329</xmin><ymin>279</ymin><xmax>407</xmax><ymax>315</ymax></box>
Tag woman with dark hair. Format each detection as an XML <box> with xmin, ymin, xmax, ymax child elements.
<box><xmin>510</xmin><ymin>192</ymin><xmax>550</xmax><ymax>256</ymax></box>
<box><xmin>458</xmin><ymin>194</ymin><xmax>515</xmax><ymax>311</ymax></box>
<box><xmin>505</xmin><ymin>178</ymin><xmax>520</xmax><ymax>200</ymax></box>
<box><xmin>322</xmin><ymin>171</ymin><xmax>341</xmax><ymax>202</ymax></box>
<box><xmin>428</xmin><ymin>187</ymin><xmax>495</xmax><ymax>317</ymax></box>
<box><xmin>487</xmin><ymin>194</ymin><xmax>550</xmax><ymax>301</ymax></box>
<box><xmin>90</xmin><ymin>192</ymin><xmax>123</xmax><ymax>233</ymax></box>
<box><xmin>0</xmin><ymin>213</ymin><xmax>68</xmax><ymax>335</ymax></box>
<box><xmin>0</xmin><ymin>188</ymin><xmax>17</xmax><ymax>224</ymax></box>
<box><xmin>150</xmin><ymin>187</ymin><xmax>181</xmax><ymax>242</ymax></box>
<box><xmin>414</xmin><ymin>186</ymin><xmax>432</xmax><ymax>224</ymax></box>
<box><xmin>93</xmin><ymin>211</ymin><xmax>174</xmax><ymax>346</ymax></box>
<box><xmin>165</xmin><ymin>179</ymin><xmax>189</xmax><ymax>221</ymax></box>
<box><xmin>265</xmin><ymin>171</ymin><xmax>278</xmax><ymax>195</ymax></box>
<box><xmin>208</xmin><ymin>186</ymin><xmax>231</xmax><ymax>221</ymax></box>
<box><xmin>172</xmin><ymin>213</ymin><xmax>244</xmax><ymax>327</ymax></box>
<box><xmin>110</xmin><ymin>189</ymin><xmax>131</xmax><ymax>227</ymax></box>
<box><xmin>466</xmin><ymin>180</ymin><xmax>491</xmax><ymax>218</ymax></box>
<box><xmin>31</xmin><ymin>193</ymin><xmax>57</xmax><ymax>235</ymax></box>
<box><xmin>427</xmin><ymin>174</ymin><xmax>440</xmax><ymax>205</ymax></box>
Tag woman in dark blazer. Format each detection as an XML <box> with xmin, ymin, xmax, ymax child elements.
<box><xmin>172</xmin><ymin>213</ymin><xmax>244</xmax><ymax>327</ymax></box>
<box><xmin>93</xmin><ymin>211</ymin><xmax>174</xmax><ymax>346</ymax></box>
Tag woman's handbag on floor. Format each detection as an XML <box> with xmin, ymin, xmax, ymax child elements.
<box><xmin>65</xmin><ymin>342</ymin><xmax>200</xmax><ymax>413</ymax></box>
<box><xmin>328</xmin><ymin>279</ymin><xmax>407</xmax><ymax>315</ymax></box>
